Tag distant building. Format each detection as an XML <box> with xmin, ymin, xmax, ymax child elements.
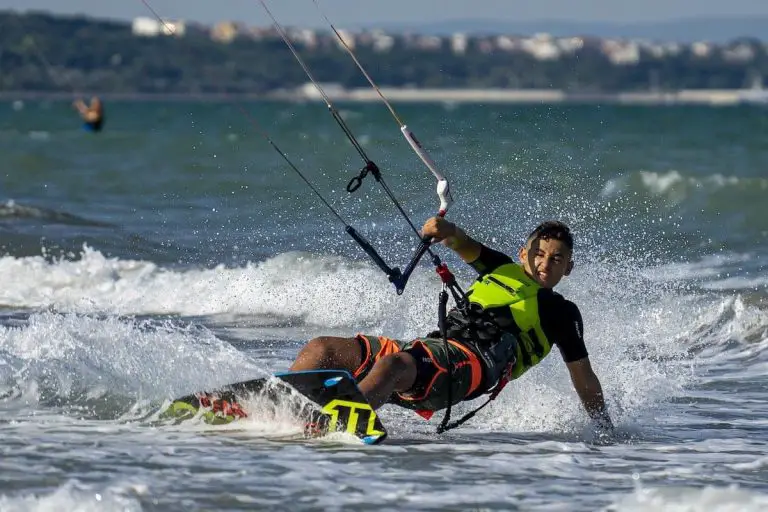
<box><xmin>722</xmin><ymin>43</ymin><xmax>755</xmax><ymax>63</ymax></box>
<box><xmin>131</xmin><ymin>16</ymin><xmax>185</xmax><ymax>37</ymax></box>
<box><xmin>662</xmin><ymin>42</ymin><xmax>682</xmax><ymax>56</ymax></box>
<box><xmin>556</xmin><ymin>37</ymin><xmax>584</xmax><ymax>55</ymax></box>
<box><xmin>372</xmin><ymin>31</ymin><xmax>395</xmax><ymax>53</ymax></box>
<box><xmin>161</xmin><ymin>20</ymin><xmax>185</xmax><ymax>37</ymax></box>
<box><xmin>642</xmin><ymin>41</ymin><xmax>667</xmax><ymax>59</ymax></box>
<box><xmin>602</xmin><ymin>40</ymin><xmax>640</xmax><ymax>65</ymax></box>
<box><xmin>691</xmin><ymin>41</ymin><xmax>713</xmax><ymax>58</ymax></box>
<box><xmin>415</xmin><ymin>35</ymin><xmax>443</xmax><ymax>51</ymax></box>
<box><xmin>288</xmin><ymin>28</ymin><xmax>318</xmax><ymax>49</ymax></box>
<box><xmin>451</xmin><ymin>33</ymin><xmax>468</xmax><ymax>55</ymax></box>
<box><xmin>132</xmin><ymin>17</ymin><xmax>161</xmax><ymax>37</ymax></box>
<box><xmin>476</xmin><ymin>38</ymin><xmax>495</xmax><ymax>54</ymax></box>
<box><xmin>496</xmin><ymin>36</ymin><xmax>518</xmax><ymax>52</ymax></box>
<box><xmin>211</xmin><ymin>22</ymin><xmax>240</xmax><ymax>43</ymax></box>
<box><xmin>247</xmin><ymin>26</ymin><xmax>279</xmax><ymax>40</ymax></box>
<box><xmin>334</xmin><ymin>29</ymin><xmax>356</xmax><ymax>50</ymax></box>
<box><xmin>521</xmin><ymin>34</ymin><xmax>561</xmax><ymax>61</ymax></box>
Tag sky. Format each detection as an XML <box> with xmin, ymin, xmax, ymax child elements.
<box><xmin>1</xmin><ymin>0</ymin><xmax>766</xmax><ymax>27</ymax></box>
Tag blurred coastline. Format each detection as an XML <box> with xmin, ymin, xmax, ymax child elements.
<box><xmin>2</xmin><ymin>86</ymin><xmax>766</xmax><ymax>105</ymax></box>
<box><xmin>272</xmin><ymin>84</ymin><xmax>768</xmax><ymax>105</ymax></box>
<box><xmin>3</xmin><ymin>11</ymin><xmax>767</xmax><ymax>102</ymax></box>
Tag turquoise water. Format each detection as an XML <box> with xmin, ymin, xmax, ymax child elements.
<box><xmin>0</xmin><ymin>99</ymin><xmax>767</xmax><ymax>510</ymax></box>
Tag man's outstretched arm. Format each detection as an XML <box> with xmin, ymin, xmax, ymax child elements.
<box><xmin>565</xmin><ymin>357</ymin><xmax>614</xmax><ymax>431</ymax></box>
<box><xmin>421</xmin><ymin>217</ymin><xmax>482</xmax><ymax>263</ymax></box>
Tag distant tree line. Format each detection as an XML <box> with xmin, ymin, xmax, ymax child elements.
<box><xmin>0</xmin><ymin>11</ymin><xmax>766</xmax><ymax>95</ymax></box>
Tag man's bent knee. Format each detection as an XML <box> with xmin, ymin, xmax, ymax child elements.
<box><xmin>376</xmin><ymin>352</ymin><xmax>418</xmax><ymax>392</ymax></box>
<box><xmin>301</xmin><ymin>337</ymin><xmax>336</xmax><ymax>361</ymax></box>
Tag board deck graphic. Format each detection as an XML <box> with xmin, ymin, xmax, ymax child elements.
<box><xmin>162</xmin><ymin>369</ymin><xmax>387</xmax><ymax>444</ymax></box>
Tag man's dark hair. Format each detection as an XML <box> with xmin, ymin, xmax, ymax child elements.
<box><xmin>526</xmin><ymin>221</ymin><xmax>574</xmax><ymax>250</ymax></box>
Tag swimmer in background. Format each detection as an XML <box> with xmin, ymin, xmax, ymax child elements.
<box><xmin>73</xmin><ymin>96</ymin><xmax>104</xmax><ymax>132</ymax></box>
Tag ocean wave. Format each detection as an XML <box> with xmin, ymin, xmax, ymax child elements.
<box><xmin>643</xmin><ymin>252</ymin><xmax>768</xmax><ymax>292</ymax></box>
<box><xmin>0</xmin><ymin>200</ymin><xmax>114</xmax><ymax>228</ymax></box>
<box><xmin>600</xmin><ymin>170</ymin><xmax>768</xmax><ymax>203</ymax></box>
<box><xmin>0</xmin><ymin>245</ymin><xmax>440</xmax><ymax>333</ymax></box>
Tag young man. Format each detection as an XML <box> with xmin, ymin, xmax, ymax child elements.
<box><xmin>290</xmin><ymin>216</ymin><xmax>613</xmax><ymax>430</ymax></box>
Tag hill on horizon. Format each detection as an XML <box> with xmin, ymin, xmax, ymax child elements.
<box><xmin>359</xmin><ymin>16</ymin><xmax>768</xmax><ymax>43</ymax></box>
<box><xmin>3</xmin><ymin>9</ymin><xmax>766</xmax><ymax>44</ymax></box>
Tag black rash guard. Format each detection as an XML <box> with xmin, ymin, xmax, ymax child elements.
<box><xmin>464</xmin><ymin>244</ymin><xmax>589</xmax><ymax>363</ymax></box>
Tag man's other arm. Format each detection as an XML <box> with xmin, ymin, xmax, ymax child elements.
<box><xmin>566</xmin><ymin>357</ymin><xmax>614</xmax><ymax>430</ymax></box>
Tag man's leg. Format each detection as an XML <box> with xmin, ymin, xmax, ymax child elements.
<box><xmin>290</xmin><ymin>334</ymin><xmax>414</xmax><ymax>409</ymax></box>
<box><xmin>357</xmin><ymin>352</ymin><xmax>418</xmax><ymax>410</ymax></box>
<box><xmin>377</xmin><ymin>338</ymin><xmax>485</xmax><ymax>413</ymax></box>
<box><xmin>289</xmin><ymin>336</ymin><xmax>363</xmax><ymax>374</ymax></box>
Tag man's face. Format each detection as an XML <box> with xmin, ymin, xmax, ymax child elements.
<box><xmin>519</xmin><ymin>237</ymin><xmax>573</xmax><ymax>289</ymax></box>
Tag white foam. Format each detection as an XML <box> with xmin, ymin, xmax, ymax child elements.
<box><xmin>640</xmin><ymin>170</ymin><xmax>686</xmax><ymax>196</ymax></box>
<box><xmin>606</xmin><ymin>484</ymin><xmax>768</xmax><ymax>512</ymax></box>
<box><xmin>0</xmin><ymin>480</ymin><xmax>143</xmax><ymax>512</ymax></box>
<box><xmin>702</xmin><ymin>276</ymin><xmax>768</xmax><ymax>291</ymax></box>
<box><xmin>0</xmin><ymin>312</ymin><xmax>263</xmax><ymax>404</ymax></box>
<box><xmin>0</xmin><ymin>246</ymin><xmax>441</xmax><ymax>334</ymax></box>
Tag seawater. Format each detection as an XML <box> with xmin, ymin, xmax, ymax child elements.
<box><xmin>0</xmin><ymin>100</ymin><xmax>767</xmax><ymax>511</ymax></box>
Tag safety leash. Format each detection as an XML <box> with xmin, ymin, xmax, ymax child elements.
<box><xmin>437</xmin><ymin>366</ymin><xmax>512</xmax><ymax>434</ymax></box>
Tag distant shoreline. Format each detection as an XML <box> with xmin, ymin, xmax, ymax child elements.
<box><xmin>1</xmin><ymin>87</ymin><xmax>766</xmax><ymax>106</ymax></box>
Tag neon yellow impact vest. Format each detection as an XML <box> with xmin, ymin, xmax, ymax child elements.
<box><xmin>466</xmin><ymin>263</ymin><xmax>553</xmax><ymax>379</ymax></box>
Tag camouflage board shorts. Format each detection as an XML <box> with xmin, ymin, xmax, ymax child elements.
<box><xmin>353</xmin><ymin>333</ymin><xmax>485</xmax><ymax>412</ymax></box>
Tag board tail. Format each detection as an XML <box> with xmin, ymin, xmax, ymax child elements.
<box><xmin>277</xmin><ymin>370</ymin><xmax>387</xmax><ymax>444</ymax></box>
<box><xmin>162</xmin><ymin>369</ymin><xmax>387</xmax><ymax>444</ymax></box>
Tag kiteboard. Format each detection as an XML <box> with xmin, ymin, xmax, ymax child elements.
<box><xmin>162</xmin><ymin>369</ymin><xmax>387</xmax><ymax>444</ymax></box>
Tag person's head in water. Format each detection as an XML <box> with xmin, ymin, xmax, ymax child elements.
<box><xmin>518</xmin><ymin>221</ymin><xmax>574</xmax><ymax>289</ymax></box>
